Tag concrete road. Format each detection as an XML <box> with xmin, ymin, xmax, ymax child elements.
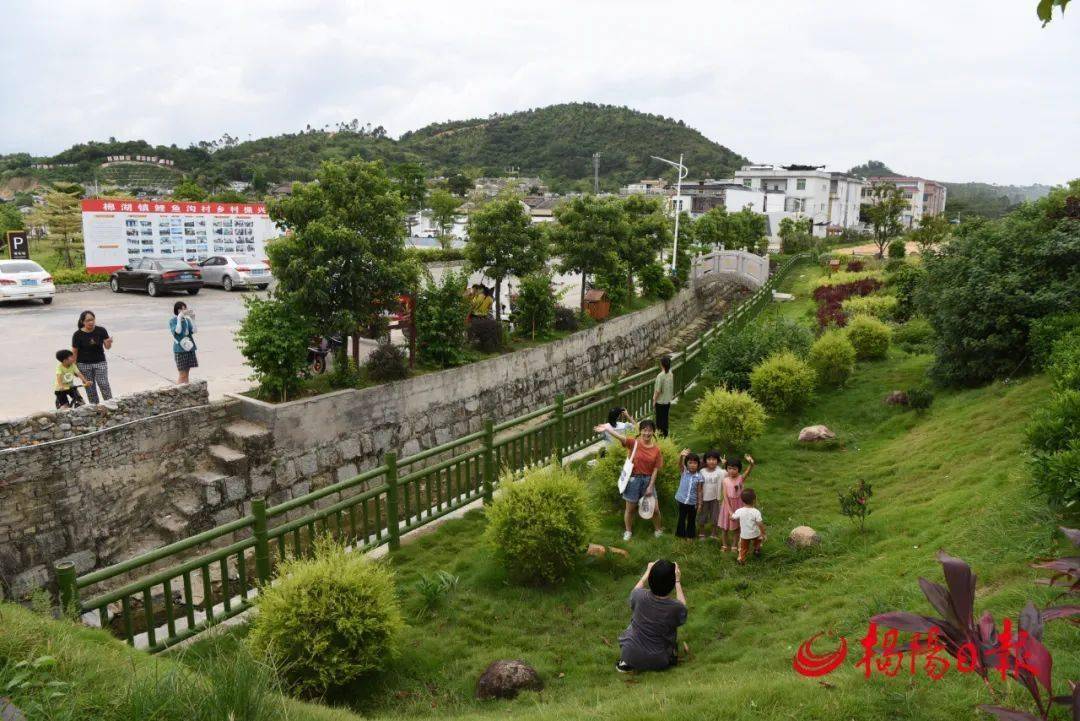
<box><xmin>0</xmin><ymin>286</ymin><xmax>260</xmax><ymax>419</ymax></box>
<box><xmin>0</xmin><ymin>264</ymin><xmax>587</xmax><ymax>421</ymax></box>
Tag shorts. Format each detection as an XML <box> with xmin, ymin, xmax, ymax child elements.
<box><xmin>54</xmin><ymin>388</ymin><xmax>83</xmax><ymax>408</ymax></box>
<box><xmin>174</xmin><ymin>350</ymin><xmax>199</xmax><ymax>371</ymax></box>
<box><xmin>622</xmin><ymin>474</ymin><xmax>652</xmax><ymax>503</ymax></box>
<box><xmin>698</xmin><ymin>499</ymin><xmax>721</xmax><ymax>526</ymax></box>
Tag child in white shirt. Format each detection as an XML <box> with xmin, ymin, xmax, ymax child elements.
<box><xmin>730</xmin><ymin>487</ymin><xmax>766</xmax><ymax>565</ymax></box>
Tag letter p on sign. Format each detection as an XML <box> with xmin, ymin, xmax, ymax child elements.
<box><xmin>6</xmin><ymin>230</ymin><xmax>28</xmax><ymax>260</ymax></box>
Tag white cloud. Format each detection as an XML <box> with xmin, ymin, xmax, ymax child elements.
<box><xmin>1</xmin><ymin>0</ymin><xmax>1077</xmax><ymax>184</ymax></box>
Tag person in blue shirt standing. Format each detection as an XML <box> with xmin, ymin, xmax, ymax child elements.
<box><xmin>674</xmin><ymin>449</ymin><xmax>703</xmax><ymax>539</ymax></box>
<box><xmin>170</xmin><ymin>301</ymin><xmax>198</xmax><ymax>384</ymax></box>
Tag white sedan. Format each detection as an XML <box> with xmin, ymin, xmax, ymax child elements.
<box><xmin>198</xmin><ymin>255</ymin><xmax>272</xmax><ymax>291</ymax></box>
<box><xmin>0</xmin><ymin>259</ymin><xmax>55</xmax><ymax>304</ymax></box>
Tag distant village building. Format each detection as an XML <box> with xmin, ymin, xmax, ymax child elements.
<box><xmin>474</xmin><ymin>176</ymin><xmax>547</xmax><ymax>197</ymax></box>
<box><xmin>863</xmin><ymin>176</ymin><xmax>948</xmax><ymax>228</ymax></box>
<box><xmin>522</xmin><ymin>195</ymin><xmax>561</xmax><ymax>223</ymax></box>
<box><xmin>621</xmin><ymin>178</ymin><xmax>669</xmax><ymax>195</ymax></box>
<box><xmin>733</xmin><ymin>164</ymin><xmax>865</xmax><ymax>237</ymax></box>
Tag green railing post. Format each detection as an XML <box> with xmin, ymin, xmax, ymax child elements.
<box><xmin>610</xmin><ymin>377</ymin><xmax>621</xmax><ymax>407</ymax></box>
<box><xmin>482</xmin><ymin>420</ymin><xmax>495</xmax><ymax>505</ymax></box>
<box><xmin>55</xmin><ymin>561</ymin><xmax>77</xmax><ymax>617</ymax></box>
<box><xmin>252</xmin><ymin>497</ymin><xmax>271</xmax><ymax>585</ymax></box>
<box><xmin>384</xmin><ymin>453</ymin><xmax>400</xmax><ymax>551</ymax></box>
<box><xmin>554</xmin><ymin>393</ymin><xmax>565</xmax><ymax>465</ymax></box>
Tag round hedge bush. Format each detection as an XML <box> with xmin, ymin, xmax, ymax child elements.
<box><xmin>749</xmin><ymin>351</ymin><xmax>816</xmax><ymax>413</ymax></box>
<box><xmin>1048</xmin><ymin>330</ymin><xmax>1080</xmax><ymax>391</ymax></box>
<box><xmin>893</xmin><ymin>316</ymin><xmax>936</xmax><ymax>353</ymax></box>
<box><xmin>586</xmin><ymin>432</ymin><xmax>683</xmax><ymax>511</ymax></box>
<box><xmin>845</xmin><ymin>315</ymin><xmax>892</xmax><ymax>360</ymax></box>
<box><xmin>841</xmin><ymin>295</ymin><xmax>898</xmax><ymax>322</ymax></box>
<box><xmin>248</xmin><ymin>540</ymin><xmax>403</xmax><ymax>696</ymax></box>
<box><xmin>808</xmin><ymin>331</ymin><xmax>857</xmax><ymax>387</ymax></box>
<box><xmin>692</xmin><ymin>387</ymin><xmax>767</xmax><ymax>452</ymax></box>
<box><xmin>485</xmin><ymin>464</ymin><xmax>596</xmax><ymax>585</ymax></box>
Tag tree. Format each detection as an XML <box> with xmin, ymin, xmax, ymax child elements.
<box><xmin>447</xmin><ymin>173</ymin><xmax>473</xmax><ymax>197</ymax></box>
<box><xmin>27</xmin><ymin>190</ymin><xmax>83</xmax><ymax>268</ymax></box>
<box><xmin>465</xmin><ymin>196</ymin><xmax>548</xmax><ymax>322</ymax></box>
<box><xmin>693</xmin><ymin>206</ymin><xmax>735</xmax><ymax>250</ymax></box>
<box><xmin>428</xmin><ymin>189</ymin><xmax>462</xmax><ymax>238</ymax></box>
<box><xmin>778</xmin><ymin>217</ymin><xmax>813</xmax><ymax>254</ymax></box>
<box><xmin>728</xmin><ymin>207</ymin><xmax>769</xmax><ymax>253</ymax></box>
<box><xmin>549</xmin><ymin>196</ymin><xmax>626</xmax><ymax>311</ymax></box>
<box><xmin>1038</xmin><ymin>0</ymin><xmax>1070</xmax><ymax>24</ymax></box>
<box><xmin>392</xmin><ymin>162</ymin><xmax>426</xmax><ymax>213</ymax></box>
<box><xmin>267</xmin><ymin>159</ymin><xmax>420</xmax><ymax>361</ymax></box>
<box><xmin>619</xmin><ymin>195</ymin><xmax>671</xmax><ymax>297</ymax></box>
<box><xmin>0</xmin><ymin>203</ymin><xmax>24</xmax><ymax>238</ymax></box>
<box><xmin>172</xmin><ymin>179</ymin><xmax>208</xmax><ymax>201</ymax></box>
<box><xmin>235</xmin><ymin>295</ymin><xmax>313</xmax><ymax>402</ymax></box>
<box><xmin>909</xmin><ymin>213</ymin><xmax>951</xmax><ymax>255</ymax></box>
<box><xmin>208</xmin><ymin>189</ymin><xmax>248</xmax><ymax>203</ymax></box>
<box><xmin>864</xmin><ymin>183</ymin><xmax>908</xmax><ymax>257</ymax></box>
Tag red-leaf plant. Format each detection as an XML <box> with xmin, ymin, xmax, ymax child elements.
<box><xmin>1032</xmin><ymin>528</ymin><xmax>1080</xmax><ymax>619</ymax></box>
<box><xmin>871</xmin><ymin>550</ymin><xmax>1080</xmax><ymax>721</ymax></box>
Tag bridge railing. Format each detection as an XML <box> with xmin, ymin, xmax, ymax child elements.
<box><xmin>58</xmin><ymin>254</ymin><xmax>808</xmax><ymax>652</ymax></box>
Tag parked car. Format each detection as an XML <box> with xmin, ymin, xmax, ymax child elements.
<box><xmin>198</xmin><ymin>255</ymin><xmax>272</xmax><ymax>291</ymax></box>
<box><xmin>0</xmin><ymin>259</ymin><xmax>54</xmax><ymax>304</ymax></box>
<box><xmin>109</xmin><ymin>258</ymin><xmax>202</xmax><ymax>296</ymax></box>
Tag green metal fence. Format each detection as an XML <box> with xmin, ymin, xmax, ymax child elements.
<box><xmin>56</xmin><ymin>254</ymin><xmax>807</xmax><ymax>652</ymax></box>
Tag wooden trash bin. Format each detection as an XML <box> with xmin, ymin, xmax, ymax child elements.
<box><xmin>584</xmin><ymin>288</ymin><xmax>610</xmax><ymax>321</ymax></box>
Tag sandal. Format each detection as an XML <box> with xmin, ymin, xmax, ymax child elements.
<box><xmin>720</xmin><ymin>545</ymin><xmax>729</xmax><ymax>552</ymax></box>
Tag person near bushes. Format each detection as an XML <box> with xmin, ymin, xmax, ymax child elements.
<box><xmin>731</xmin><ymin>487</ymin><xmax>766</xmax><ymax>565</ymax></box>
<box><xmin>652</xmin><ymin>356</ymin><xmax>674</xmax><ymax>436</ymax></box>
<box><xmin>468</xmin><ymin>283</ymin><xmax>493</xmax><ymax>320</ymax></box>
<box><xmin>170</xmin><ymin>301</ymin><xmax>198</xmax><ymax>384</ymax></box>
<box><xmin>596</xmin><ymin>419</ymin><xmax>665</xmax><ymax>541</ymax></box>
<box><xmin>674</xmin><ymin>450</ymin><xmax>703</xmax><ymax>539</ymax></box>
<box><xmin>601</xmin><ymin>406</ymin><xmax>635</xmax><ymax>445</ymax></box>
<box><xmin>616</xmin><ymin>559</ymin><xmax>687</xmax><ymax>673</ymax></box>
<box><xmin>71</xmin><ymin>310</ymin><xmax>113</xmax><ymax>404</ymax></box>
<box><xmin>696</xmin><ymin>450</ymin><xmax>725</xmax><ymax>540</ymax></box>
<box><xmin>54</xmin><ymin>349</ymin><xmax>91</xmax><ymax>409</ymax></box>
<box><xmin>719</xmin><ymin>455</ymin><xmax>755</xmax><ymax>553</ymax></box>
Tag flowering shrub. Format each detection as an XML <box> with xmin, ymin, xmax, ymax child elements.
<box><xmin>838</xmin><ymin>479</ymin><xmax>872</xmax><ymax>531</ymax></box>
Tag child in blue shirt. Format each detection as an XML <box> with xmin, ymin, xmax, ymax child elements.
<box><xmin>674</xmin><ymin>450</ymin><xmax>703</xmax><ymax>539</ymax></box>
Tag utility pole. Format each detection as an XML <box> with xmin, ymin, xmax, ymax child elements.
<box><xmin>592</xmin><ymin>152</ymin><xmax>601</xmax><ymax>195</ymax></box>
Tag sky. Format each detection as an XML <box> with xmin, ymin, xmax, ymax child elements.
<box><xmin>3</xmin><ymin>1</ymin><xmax>1078</xmax><ymax>186</ymax></box>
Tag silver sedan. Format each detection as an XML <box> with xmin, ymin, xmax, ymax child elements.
<box><xmin>197</xmin><ymin>255</ymin><xmax>273</xmax><ymax>291</ymax></box>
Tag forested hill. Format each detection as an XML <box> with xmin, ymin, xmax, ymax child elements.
<box><xmin>0</xmin><ymin>104</ymin><xmax>747</xmax><ymax>194</ymax></box>
<box><xmin>398</xmin><ymin>103</ymin><xmax>748</xmax><ymax>190</ymax></box>
<box><xmin>848</xmin><ymin>159</ymin><xmax>1053</xmax><ymax>219</ymax></box>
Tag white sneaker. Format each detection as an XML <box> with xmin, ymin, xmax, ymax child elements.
<box><xmin>654</xmin><ymin>530</ymin><xmax>664</xmax><ymax>538</ymax></box>
<box><xmin>622</xmin><ymin>531</ymin><xmax>632</xmax><ymax>541</ymax></box>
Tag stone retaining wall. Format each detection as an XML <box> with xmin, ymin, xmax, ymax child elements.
<box><xmin>55</xmin><ymin>282</ymin><xmax>110</xmax><ymax>294</ymax></box>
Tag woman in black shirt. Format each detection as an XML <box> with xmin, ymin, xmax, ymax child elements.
<box><xmin>71</xmin><ymin>310</ymin><xmax>114</xmax><ymax>403</ymax></box>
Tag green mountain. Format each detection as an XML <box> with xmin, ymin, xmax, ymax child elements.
<box><xmin>0</xmin><ymin>104</ymin><xmax>746</xmax><ymax>195</ymax></box>
<box><xmin>399</xmin><ymin>103</ymin><xmax>748</xmax><ymax>190</ymax></box>
<box><xmin>848</xmin><ymin>159</ymin><xmax>1053</xmax><ymax>219</ymax></box>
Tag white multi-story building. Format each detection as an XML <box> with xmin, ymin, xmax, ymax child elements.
<box><xmin>863</xmin><ymin>176</ymin><xmax>947</xmax><ymax>228</ymax></box>
<box><xmin>732</xmin><ymin>164</ymin><xmax>865</xmax><ymax>237</ymax></box>
<box><xmin>668</xmin><ymin>179</ymin><xmax>767</xmax><ymax>218</ymax></box>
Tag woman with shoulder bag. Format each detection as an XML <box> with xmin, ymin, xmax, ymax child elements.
<box><xmin>170</xmin><ymin>301</ymin><xmax>198</xmax><ymax>384</ymax></box>
<box><xmin>594</xmin><ymin>419</ymin><xmax>664</xmax><ymax>541</ymax></box>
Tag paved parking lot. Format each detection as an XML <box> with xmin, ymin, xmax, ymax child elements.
<box><xmin>0</xmin><ymin>285</ymin><xmax>259</xmax><ymax>419</ymax></box>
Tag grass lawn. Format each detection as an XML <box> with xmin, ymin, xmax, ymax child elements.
<box><xmin>3</xmin><ymin>264</ymin><xmax>1075</xmax><ymax>720</ymax></box>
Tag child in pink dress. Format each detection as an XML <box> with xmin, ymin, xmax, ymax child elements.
<box><xmin>719</xmin><ymin>455</ymin><xmax>755</xmax><ymax>552</ymax></box>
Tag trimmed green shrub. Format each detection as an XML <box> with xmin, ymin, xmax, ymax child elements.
<box><xmin>415</xmin><ymin>270</ymin><xmax>469</xmax><ymax>367</ymax></box>
<box><xmin>692</xmin><ymin>387</ymin><xmax>767</xmax><ymax>452</ymax></box>
<box><xmin>749</xmin><ymin>351</ymin><xmax>816</xmax><ymax>413</ymax></box>
<box><xmin>1026</xmin><ymin>389</ymin><xmax>1080</xmax><ymax>454</ymax></box>
<box><xmin>554</xmin><ymin>306</ymin><xmax>579</xmax><ymax>332</ymax></box>
<box><xmin>248</xmin><ymin>539</ymin><xmax>403</xmax><ymax>696</ymax></box>
<box><xmin>845</xmin><ymin>315</ymin><xmax>891</xmax><ymax>360</ymax></box>
<box><xmin>235</xmin><ymin>295</ymin><xmax>313</xmax><ymax>402</ymax></box>
<box><xmin>327</xmin><ymin>354</ymin><xmax>362</xmax><ymax>389</ymax></box>
<box><xmin>1029</xmin><ymin>314</ymin><xmax>1080</xmax><ymax>370</ymax></box>
<box><xmin>885</xmin><ymin>262</ymin><xmax>927</xmax><ymax>322</ymax></box>
<box><xmin>808</xmin><ymin>331</ymin><xmax>857</xmax><ymax>387</ymax></box>
<box><xmin>484</xmin><ymin>464</ymin><xmax>596</xmax><ymax>585</ymax></box>
<box><xmin>893</xmin><ymin>317</ymin><xmax>936</xmax><ymax>353</ymax></box>
<box><xmin>702</xmin><ymin>317</ymin><xmax>814</xmax><ymax>390</ymax></box>
<box><xmin>586</xmin><ymin>433</ymin><xmax>683</xmax><ymax>510</ymax></box>
<box><xmin>364</xmin><ymin>342</ymin><xmax>409</xmax><ymax>382</ymax></box>
<box><xmin>887</xmin><ymin>238</ymin><xmax>906</xmax><ymax>259</ymax></box>
<box><xmin>639</xmin><ymin>262</ymin><xmax>676</xmax><ymax>300</ymax></box>
<box><xmin>1033</xmin><ymin>440</ymin><xmax>1080</xmax><ymax>510</ymax></box>
<box><xmin>50</xmin><ymin>268</ymin><xmax>110</xmax><ymax>285</ymax></box>
<box><xmin>841</xmin><ymin>295</ymin><xmax>898</xmax><ymax>322</ymax></box>
<box><xmin>905</xmin><ymin>386</ymin><xmax>935</xmax><ymax>411</ymax></box>
<box><xmin>813</xmin><ymin>270</ymin><xmax>884</xmax><ymax>290</ymax></box>
<box><xmin>1047</xmin><ymin>330</ymin><xmax>1080</xmax><ymax>391</ymax></box>
<box><xmin>512</xmin><ymin>271</ymin><xmax>557</xmax><ymax>339</ymax></box>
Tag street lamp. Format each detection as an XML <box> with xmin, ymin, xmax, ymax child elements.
<box><xmin>651</xmin><ymin>154</ymin><xmax>688</xmax><ymax>274</ymax></box>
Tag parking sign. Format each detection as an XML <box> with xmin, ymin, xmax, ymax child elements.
<box><xmin>6</xmin><ymin>230</ymin><xmax>28</xmax><ymax>260</ymax></box>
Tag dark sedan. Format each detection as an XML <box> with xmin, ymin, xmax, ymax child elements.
<box><xmin>109</xmin><ymin>258</ymin><xmax>203</xmax><ymax>297</ymax></box>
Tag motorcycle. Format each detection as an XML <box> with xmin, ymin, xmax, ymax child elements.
<box><xmin>307</xmin><ymin>334</ymin><xmax>344</xmax><ymax>374</ymax></box>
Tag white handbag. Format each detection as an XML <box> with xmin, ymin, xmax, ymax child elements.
<box><xmin>175</xmin><ymin>316</ymin><xmax>195</xmax><ymax>352</ymax></box>
<box><xmin>617</xmin><ymin>441</ymin><xmax>638</xmax><ymax>494</ymax></box>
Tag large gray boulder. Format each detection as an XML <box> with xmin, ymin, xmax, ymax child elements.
<box><xmin>798</xmin><ymin>425</ymin><xmax>836</xmax><ymax>442</ymax></box>
<box><xmin>476</xmin><ymin>659</ymin><xmax>543</xmax><ymax>700</ymax></box>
